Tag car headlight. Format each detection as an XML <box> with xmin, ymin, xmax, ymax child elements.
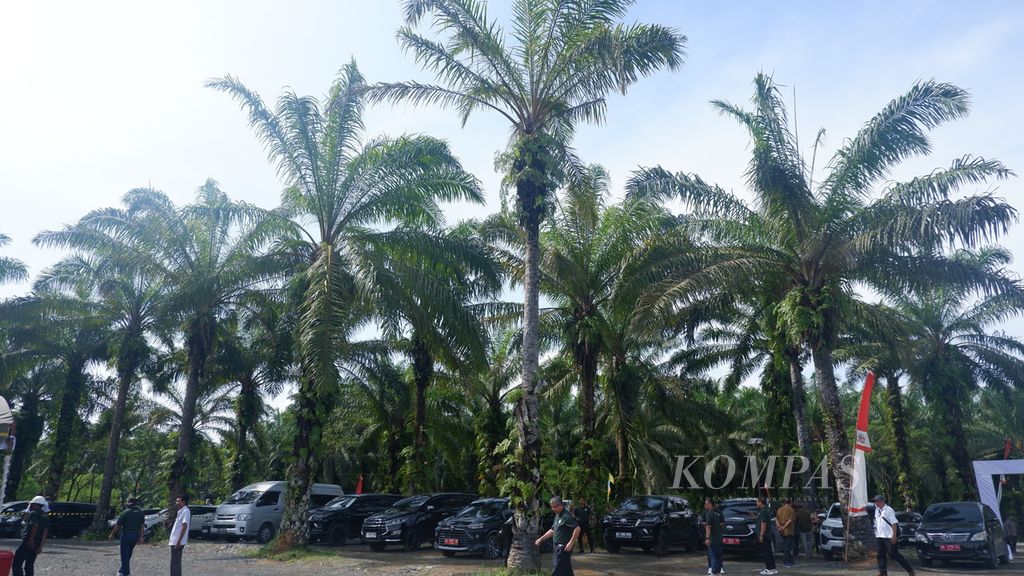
<box><xmin>915</xmin><ymin>533</ymin><xmax>928</xmax><ymax>543</ymax></box>
<box><xmin>236</xmin><ymin>513</ymin><xmax>252</xmax><ymax>521</ymax></box>
<box><xmin>970</xmin><ymin>531</ymin><xmax>987</xmax><ymax>542</ymax></box>
<box><xmin>635</xmin><ymin>517</ymin><xmax>659</xmax><ymax>526</ymax></box>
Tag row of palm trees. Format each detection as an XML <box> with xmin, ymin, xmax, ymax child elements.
<box><xmin>2</xmin><ymin>0</ymin><xmax>1022</xmax><ymax>568</ymax></box>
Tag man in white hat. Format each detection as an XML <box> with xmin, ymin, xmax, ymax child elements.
<box><xmin>12</xmin><ymin>496</ymin><xmax>49</xmax><ymax>576</ymax></box>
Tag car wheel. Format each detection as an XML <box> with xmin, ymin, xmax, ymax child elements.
<box><xmin>605</xmin><ymin>538</ymin><xmax>620</xmax><ymax>553</ymax></box>
<box><xmin>328</xmin><ymin>524</ymin><xmax>348</xmax><ymax>546</ymax></box>
<box><xmin>654</xmin><ymin>529</ymin><xmax>669</xmax><ymax>557</ymax></box>
<box><xmin>986</xmin><ymin>543</ymin><xmax>999</xmax><ymax>569</ymax></box>
<box><xmin>256</xmin><ymin>523</ymin><xmax>275</xmax><ymax>544</ymax></box>
<box><xmin>403</xmin><ymin>528</ymin><xmax>421</xmax><ymax>551</ymax></box>
<box><xmin>369</xmin><ymin>542</ymin><xmax>386</xmax><ymax>552</ymax></box>
<box><xmin>484</xmin><ymin>532</ymin><xmax>502</xmax><ymax>560</ymax></box>
<box><xmin>822</xmin><ymin>548</ymin><xmax>834</xmax><ymax>561</ymax></box>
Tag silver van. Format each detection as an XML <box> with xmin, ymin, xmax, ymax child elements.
<box><xmin>211</xmin><ymin>481</ymin><xmax>343</xmax><ymax>543</ymax></box>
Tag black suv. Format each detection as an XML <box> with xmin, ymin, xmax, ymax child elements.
<box><xmin>896</xmin><ymin>511</ymin><xmax>922</xmax><ymax>548</ymax></box>
<box><xmin>435</xmin><ymin>497</ymin><xmax>511</xmax><ymax>559</ymax></box>
<box><xmin>49</xmin><ymin>502</ymin><xmax>98</xmax><ymax>538</ymax></box>
<box><xmin>915</xmin><ymin>501</ymin><xmax>1010</xmax><ymax>568</ymax></box>
<box><xmin>362</xmin><ymin>492</ymin><xmax>477</xmax><ymax>551</ymax></box>
<box><xmin>713</xmin><ymin>498</ymin><xmax>783</xmax><ymax>555</ymax></box>
<box><xmin>602</xmin><ymin>495</ymin><xmax>699</xmax><ymax>556</ymax></box>
<box><xmin>0</xmin><ymin>501</ymin><xmax>27</xmax><ymax>537</ymax></box>
<box><xmin>308</xmin><ymin>493</ymin><xmax>402</xmax><ymax>545</ymax></box>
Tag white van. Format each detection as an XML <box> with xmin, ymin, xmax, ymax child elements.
<box><xmin>211</xmin><ymin>481</ymin><xmax>343</xmax><ymax>543</ymax></box>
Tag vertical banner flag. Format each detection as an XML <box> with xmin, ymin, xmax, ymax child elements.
<box><xmin>849</xmin><ymin>372</ymin><xmax>875</xmax><ymax>516</ymax></box>
<box><xmin>607</xmin><ymin>473</ymin><xmax>614</xmax><ymax>499</ymax></box>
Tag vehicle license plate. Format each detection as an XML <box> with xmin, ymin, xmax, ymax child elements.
<box><xmin>444</xmin><ymin>538</ymin><xmax>459</xmax><ymax>545</ymax></box>
<box><xmin>214</xmin><ymin>527</ymin><xmax>226</xmax><ymax>533</ymax></box>
<box><xmin>723</xmin><ymin>538</ymin><xmax>741</xmax><ymax>545</ymax></box>
<box><xmin>939</xmin><ymin>544</ymin><xmax>961</xmax><ymax>551</ymax></box>
<box><xmin>615</xmin><ymin>531</ymin><xmax>631</xmax><ymax>539</ymax></box>
<box><xmin>366</xmin><ymin>532</ymin><xmax>377</xmax><ymax>539</ymax></box>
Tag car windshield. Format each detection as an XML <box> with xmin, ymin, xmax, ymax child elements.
<box><xmin>618</xmin><ymin>497</ymin><xmax>664</xmax><ymax>512</ymax></box>
<box><xmin>387</xmin><ymin>496</ymin><xmax>427</xmax><ymax>513</ymax></box>
<box><xmin>2</xmin><ymin>504</ymin><xmax>22</xmax><ymax>514</ymax></box>
<box><xmin>922</xmin><ymin>504</ymin><xmax>981</xmax><ymax>525</ymax></box>
<box><xmin>721</xmin><ymin>503</ymin><xmax>757</xmax><ymax>518</ymax></box>
<box><xmin>223</xmin><ymin>490</ymin><xmax>262</xmax><ymax>505</ymax></box>
<box><xmin>324</xmin><ymin>497</ymin><xmax>356</xmax><ymax>510</ymax></box>
<box><xmin>456</xmin><ymin>501</ymin><xmax>506</xmax><ymax>519</ymax></box>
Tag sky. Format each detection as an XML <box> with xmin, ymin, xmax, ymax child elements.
<box><xmin>1</xmin><ymin>0</ymin><xmax>1023</xmax><ymax>336</ymax></box>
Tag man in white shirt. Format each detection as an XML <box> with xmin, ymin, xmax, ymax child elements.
<box><xmin>168</xmin><ymin>495</ymin><xmax>191</xmax><ymax>576</ymax></box>
<box><xmin>873</xmin><ymin>495</ymin><xmax>914</xmax><ymax>576</ymax></box>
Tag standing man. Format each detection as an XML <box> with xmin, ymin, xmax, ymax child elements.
<box><xmin>109</xmin><ymin>496</ymin><xmax>145</xmax><ymax>576</ymax></box>
<box><xmin>169</xmin><ymin>494</ymin><xmax>191</xmax><ymax>576</ymax></box>
<box><xmin>796</xmin><ymin>502</ymin><xmax>813</xmax><ymax>557</ymax></box>
<box><xmin>1005</xmin><ymin>516</ymin><xmax>1017</xmax><ymax>553</ymax></box>
<box><xmin>702</xmin><ymin>498</ymin><xmax>724</xmax><ymax>576</ymax></box>
<box><xmin>535</xmin><ymin>496</ymin><xmax>580</xmax><ymax>576</ymax></box>
<box><xmin>13</xmin><ymin>495</ymin><xmax>49</xmax><ymax>576</ymax></box>
<box><xmin>756</xmin><ymin>497</ymin><xmax>777</xmax><ymax>575</ymax></box>
<box><xmin>873</xmin><ymin>494</ymin><xmax>914</xmax><ymax>576</ymax></box>
<box><xmin>573</xmin><ymin>497</ymin><xmax>594</xmax><ymax>553</ymax></box>
<box><xmin>775</xmin><ymin>497</ymin><xmax>796</xmax><ymax>567</ymax></box>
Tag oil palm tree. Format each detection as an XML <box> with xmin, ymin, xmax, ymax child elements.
<box><xmin>208</xmin><ymin>60</ymin><xmax>486</xmax><ymax>546</ymax></box>
<box><xmin>370</xmin><ymin>2</ymin><xmax>685</xmax><ymax>566</ymax></box>
<box><xmin>629</xmin><ymin>75</ymin><xmax>1017</xmax><ymax>551</ymax></box>
<box><xmin>0</xmin><ymin>233</ymin><xmax>27</xmax><ymax>284</ymax></box>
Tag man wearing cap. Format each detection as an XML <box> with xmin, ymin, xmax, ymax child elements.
<box><xmin>535</xmin><ymin>496</ymin><xmax>580</xmax><ymax>576</ymax></box>
<box><xmin>109</xmin><ymin>497</ymin><xmax>145</xmax><ymax>576</ymax></box>
<box><xmin>12</xmin><ymin>496</ymin><xmax>49</xmax><ymax>576</ymax></box>
<box><xmin>873</xmin><ymin>494</ymin><xmax>914</xmax><ymax>576</ymax></box>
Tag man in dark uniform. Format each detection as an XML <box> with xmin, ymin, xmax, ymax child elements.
<box><xmin>109</xmin><ymin>496</ymin><xmax>146</xmax><ymax>576</ymax></box>
<box><xmin>13</xmin><ymin>496</ymin><xmax>49</xmax><ymax>576</ymax></box>
<box><xmin>756</xmin><ymin>496</ymin><xmax>778</xmax><ymax>575</ymax></box>
<box><xmin>703</xmin><ymin>498</ymin><xmax>724</xmax><ymax>575</ymax></box>
<box><xmin>535</xmin><ymin>496</ymin><xmax>580</xmax><ymax>576</ymax></box>
<box><xmin>573</xmin><ymin>497</ymin><xmax>594</xmax><ymax>553</ymax></box>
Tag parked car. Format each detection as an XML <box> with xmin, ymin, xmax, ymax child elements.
<box><xmin>361</xmin><ymin>492</ymin><xmax>477</xmax><ymax>551</ymax></box>
<box><xmin>210</xmin><ymin>481</ymin><xmax>343</xmax><ymax>543</ymax></box>
<box><xmin>189</xmin><ymin>505</ymin><xmax>217</xmax><ymax>538</ymax></box>
<box><xmin>48</xmin><ymin>501</ymin><xmax>97</xmax><ymax>538</ymax></box>
<box><xmin>915</xmin><ymin>501</ymin><xmax>1010</xmax><ymax>568</ymax></box>
<box><xmin>435</xmin><ymin>497</ymin><xmax>511</xmax><ymax>559</ymax></box>
<box><xmin>602</xmin><ymin>495</ymin><xmax>699</xmax><ymax>556</ymax></box>
<box><xmin>818</xmin><ymin>502</ymin><xmax>877</xmax><ymax>561</ymax></box>
<box><xmin>307</xmin><ymin>493</ymin><xmax>402</xmax><ymax>545</ymax></box>
<box><xmin>0</xmin><ymin>501</ymin><xmax>28</xmax><ymax>537</ymax></box>
<box><xmin>896</xmin><ymin>511</ymin><xmax>922</xmax><ymax>548</ymax></box>
<box><xmin>711</xmin><ymin>498</ymin><xmax>784</xmax><ymax>555</ymax></box>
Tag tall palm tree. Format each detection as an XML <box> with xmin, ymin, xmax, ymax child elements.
<box><xmin>370</xmin><ymin>2</ymin><xmax>684</xmax><ymax>566</ymax></box>
<box><xmin>208</xmin><ymin>61</ymin><xmax>486</xmax><ymax>546</ymax></box>
<box><xmin>0</xmin><ymin>361</ymin><xmax>60</xmax><ymax>501</ymax></box>
<box><xmin>0</xmin><ymin>233</ymin><xmax>27</xmax><ymax>285</ymax></box>
<box><xmin>37</xmin><ymin>182</ymin><xmax>283</xmax><ymax>518</ymax></box>
<box><xmin>629</xmin><ymin>75</ymin><xmax>1016</xmax><ymax>552</ymax></box>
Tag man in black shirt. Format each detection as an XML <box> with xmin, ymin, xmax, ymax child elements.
<box><xmin>13</xmin><ymin>496</ymin><xmax>49</xmax><ymax>576</ymax></box>
<box><xmin>573</xmin><ymin>497</ymin><xmax>594</xmax><ymax>553</ymax></box>
<box><xmin>536</xmin><ymin>496</ymin><xmax>580</xmax><ymax>576</ymax></box>
<box><xmin>109</xmin><ymin>496</ymin><xmax>146</xmax><ymax>576</ymax></box>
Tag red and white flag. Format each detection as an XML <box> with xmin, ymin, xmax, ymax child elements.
<box><xmin>849</xmin><ymin>372</ymin><xmax>875</xmax><ymax>516</ymax></box>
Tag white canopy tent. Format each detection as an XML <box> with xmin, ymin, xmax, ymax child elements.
<box><xmin>973</xmin><ymin>459</ymin><xmax>1024</xmax><ymax>560</ymax></box>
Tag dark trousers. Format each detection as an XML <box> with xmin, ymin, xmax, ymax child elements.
<box><xmin>707</xmin><ymin>543</ymin><xmax>723</xmax><ymax>574</ymax></box>
<box><xmin>120</xmin><ymin>531</ymin><xmax>140</xmax><ymax>575</ymax></box>
<box><xmin>761</xmin><ymin>538</ymin><xmax>777</xmax><ymax>570</ymax></box>
<box><xmin>782</xmin><ymin>534</ymin><xmax>796</xmax><ymax>565</ymax></box>
<box><xmin>12</xmin><ymin>542</ymin><xmax>38</xmax><ymax>576</ymax></box>
<box><xmin>170</xmin><ymin>546</ymin><xmax>184</xmax><ymax>576</ymax></box>
<box><xmin>877</xmin><ymin>538</ymin><xmax>913</xmax><ymax>575</ymax></box>
<box><xmin>552</xmin><ymin>544</ymin><xmax>574</xmax><ymax>576</ymax></box>
<box><xmin>577</xmin><ymin>525</ymin><xmax>594</xmax><ymax>552</ymax></box>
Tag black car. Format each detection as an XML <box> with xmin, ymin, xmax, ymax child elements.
<box><xmin>712</xmin><ymin>498</ymin><xmax>784</xmax><ymax>555</ymax></box>
<box><xmin>308</xmin><ymin>493</ymin><xmax>402</xmax><ymax>545</ymax></box>
<box><xmin>0</xmin><ymin>501</ymin><xmax>28</xmax><ymax>537</ymax></box>
<box><xmin>48</xmin><ymin>501</ymin><xmax>97</xmax><ymax>538</ymax></box>
<box><xmin>915</xmin><ymin>501</ymin><xmax>1010</xmax><ymax>568</ymax></box>
<box><xmin>602</xmin><ymin>495</ymin><xmax>699</xmax><ymax>556</ymax></box>
<box><xmin>896</xmin><ymin>511</ymin><xmax>922</xmax><ymax>548</ymax></box>
<box><xmin>361</xmin><ymin>492</ymin><xmax>477</xmax><ymax>551</ymax></box>
<box><xmin>435</xmin><ymin>497</ymin><xmax>511</xmax><ymax>559</ymax></box>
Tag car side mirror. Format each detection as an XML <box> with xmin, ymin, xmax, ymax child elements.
<box><xmin>427</xmin><ymin>505</ymin><xmax>436</xmax><ymax>511</ymax></box>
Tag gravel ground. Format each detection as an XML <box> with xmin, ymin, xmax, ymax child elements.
<box><xmin>2</xmin><ymin>538</ymin><xmax>1019</xmax><ymax>575</ymax></box>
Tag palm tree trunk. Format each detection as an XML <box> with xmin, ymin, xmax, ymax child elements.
<box><xmin>44</xmin><ymin>360</ymin><xmax>87</xmax><ymax>498</ymax></box>
<box><xmin>6</xmin><ymin>393</ymin><xmax>44</xmax><ymax>501</ymax></box>
<box><xmin>506</xmin><ymin>191</ymin><xmax>543</xmax><ymax>571</ymax></box>
<box><xmin>89</xmin><ymin>352</ymin><xmax>138</xmax><ymax>533</ymax></box>
<box><xmin>946</xmin><ymin>396</ymin><xmax>976</xmax><ymax>497</ymax></box>
<box><xmin>278</xmin><ymin>377</ymin><xmax>319</xmax><ymax>547</ymax></box>
<box><xmin>786</xmin><ymin>350</ymin><xmax>814</xmax><ymax>497</ymax></box>
<box><xmin>230</xmin><ymin>375</ymin><xmax>257</xmax><ymax>492</ymax></box>
<box><xmin>409</xmin><ymin>336</ymin><xmax>433</xmax><ymax>493</ymax></box>
<box><xmin>575</xmin><ymin>334</ymin><xmax>598</xmax><ymax>450</ymax></box>
<box><xmin>167</xmin><ymin>323</ymin><xmax>210</xmax><ymax>524</ymax></box>
<box><xmin>883</xmin><ymin>374</ymin><xmax>916</xmax><ymax>509</ymax></box>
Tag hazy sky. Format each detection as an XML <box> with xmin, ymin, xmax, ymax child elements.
<box><xmin>2</xmin><ymin>0</ymin><xmax>1022</xmax><ymax>340</ymax></box>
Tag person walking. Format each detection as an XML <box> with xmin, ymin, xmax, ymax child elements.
<box><xmin>796</xmin><ymin>502</ymin><xmax>813</xmax><ymax>557</ymax></box>
<box><xmin>169</xmin><ymin>494</ymin><xmax>191</xmax><ymax>576</ymax></box>
<box><xmin>1005</xmin><ymin>516</ymin><xmax>1017</xmax><ymax>553</ymax></box>
<box><xmin>775</xmin><ymin>497</ymin><xmax>796</xmax><ymax>567</ymax></box>
<box><xmin>12</xmin><ymin>496</ymin><xmax>49</xmax><ymax>576</ymax></box>
<box><xmin>873</xmin><ymin>495</ymin><xmax>914</xmax><ymax>576</ymax></box>
<box><xmin>756</xmin><ymin>497</ymin><xmax>777</xmax><ymax>575</ymax></box>
<box><xmin>535</xmin><ymin>496</ymin><xmax>580</xmax><ymax>576</ymax></box>
<box><xmin>573</xmin><ymin>497</ymin><xmax>594</xmax><ymax>553</ymax></box>
<box><xmin>109</xmin><ymin>496</ymin><xmax>145</xmax><ymax>576</ymax></box>
<box><xmin>702</xmin><ymin>498</ymin><xmax>724</xmax><ymax>575</ymax></box>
